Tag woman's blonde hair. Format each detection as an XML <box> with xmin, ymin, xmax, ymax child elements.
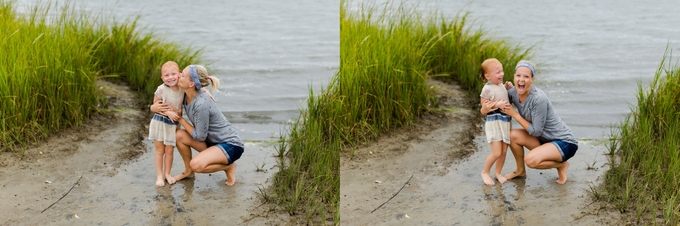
<box><xmin>192</xmin><ymin>65</ymin><xmax>221</xmax><ymax>91</ymax></box>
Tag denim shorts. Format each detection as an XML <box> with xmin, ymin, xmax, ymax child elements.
<box><xmin>207</xmin><ymin>141</ymin><xmax>244</xmax><ymax>165</ymax></box>
<box><xmin>549</xmin><ymin>140</ymin><xmax>578</xmax><ymax>162</ymax></box>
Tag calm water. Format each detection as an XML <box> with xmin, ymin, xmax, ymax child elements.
<box><xmin>18</xmin><ymin>1</ymin><xmax>680</xmax><ymax>140</ymax></box>
<box><xmin>354</xmin><ymin>0</ymin><xmax>680</xmax><ymax>139</ymax></box>
<box><xmin>17</xmin><ymin>0</ymin><xmax>339</xmax><ymax>141</ymax></box>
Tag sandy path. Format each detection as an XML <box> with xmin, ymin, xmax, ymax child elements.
<box><xmin>0</xmin><ymin>81</ymin><xmax>291</xmax><ymax>225</ymax></box>
<box><xmin>340</xmin><ymin>80</ymin><xmax>621</xmax><ymax>225</ymax></box>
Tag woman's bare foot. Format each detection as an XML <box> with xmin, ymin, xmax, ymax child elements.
<box><xmin>481</xmin><ymin>172</ymin><xmax>495</xmax><ymax>185</ymax></box>
<box><xmin>503</xmin><ymin>169</ymin><xmax>526</xmax><ymax>180</ymax></box>
<box><xmin>173</xmin><ymin>171</ymin><xmax>195</xmax><ymax>182</ymax></box>
<box><xmin>224</xmin><ymin>163</ymin><xmax>237</xmax><ymax>186</ymax></box>
<box><xmin>556</xmin><ymin>161</ymin><xmax>569</xmax><ymax>184</ymax></box>
<box><xmin>155</xmin><ymin>176</ymin><xmax>165</xmax><ymax>186</ymax></box>
<box><xmin>495</xmin><ymin>173</ymin><xmax>508</xmax><ymax>184</ymax></box>
<box><xmin>165</xmin><ymin>174</ymin><xmax>177</xmax><ymax>185</ymax></box>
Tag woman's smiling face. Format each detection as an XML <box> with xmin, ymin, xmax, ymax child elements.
<box><xmin>514</xmin><ymin>66</ymin><xmax>534</xmax><ymax>96</ymax></box>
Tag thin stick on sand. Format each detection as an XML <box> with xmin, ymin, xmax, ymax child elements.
<box><xmin>371</xmin><ymin>174</ymin><xmax>413</xmax><ymax>213</ymax></box>
<box><xmin>41</xmin><ymin>175</ymin><xmax>83</xmax><ymax>213</ymax></box>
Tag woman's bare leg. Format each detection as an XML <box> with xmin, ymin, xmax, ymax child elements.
<box><xmin>164</xmin><ymin>145</ymin><xmax>176</xmax><ymax>185</ymax></box>
<box><xmin>504</xmin><ymin>129</ymin><xmax>540</xmax><ymax>180</ymax></box>
<box><xmin>524</xmin><ymin>143</ymin><xmax>568</xmax><ymax>184</ymax></box>
<box><xmin>153</xmin><ymin>141</ymin><xmax>166</xmax><ymax>186</ymax></box>
<box><xmin>172</xmin><ymin>129</ymin><xmax>207</xmax><ymax>181</ymax></box>
<box><xmin>189</xmin><ymin>147</ymin><xmax>236</xmax><ymax>186</ymax></box>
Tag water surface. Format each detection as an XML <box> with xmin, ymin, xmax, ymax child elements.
<box><xmin>352</xmin><ymin>0</ymin><xmax>680</xmax><ymax>139</ymax></box>
<box><xmin>16</xmin><ymin>0</ymin><xmax>340</xmax><ymax>141</ymax></box>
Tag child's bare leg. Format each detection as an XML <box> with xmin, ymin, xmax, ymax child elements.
<box><xmin>164</xmin><ymin>145</ymin><xmax>176</xmax><ymax>185</ymax></box>
<box><xmin>153</xmin><ymin>141</ymin><xmax>166</xmax><ymax>186</ymax></box>
<box><xmin>494</xmin><ymin>142</ymin><xmax>509</xmax><ymax>184</ymax></box>
<box><xmin>481</xmin><ymin>141</ymin><xmax>502</xmax><ymax>185</ymax></box>
<box><xmin>224</xmin><ymin>163</ymin><xmax>237</xmax><ymax>186</ymax></box>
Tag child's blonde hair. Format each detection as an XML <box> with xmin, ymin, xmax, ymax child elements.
<box><xmin>480</xmin><ymin>58</ymin><xmax>502</xmax><ymax>79</ymax></box>
<box><xmin>161</xmin><ymin>61</ymin><xmax>180</xmax><ymax>75</ymax></box>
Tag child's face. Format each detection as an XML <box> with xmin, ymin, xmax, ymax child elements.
<box><xmin>484</xmin><ymin>64</ymin><xmax>504</xmax><ymax>85</ymax></box>
<box><xmin>161</xmin><ymin>67</ymin><xmax>180</xmax><ymax>87</ymax></box>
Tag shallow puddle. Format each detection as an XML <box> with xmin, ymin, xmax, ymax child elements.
<box><xmin>341</xmin><ymin>136</ymin><xmax>615</xmax><ymax>225</ymax></box>
<box><xmin>2</xmin><ymin>140</ymin><xmax>279</xmax><ymax>225</ymax></box>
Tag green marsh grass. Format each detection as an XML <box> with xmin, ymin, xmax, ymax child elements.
<box><xmin>0</xmin><ymin>1</ymin><xmax>199</xmax><ymax>152</ymax></box>
<box><xmin>604</xmin><ymin>51</ymin><xmax>680</xmax><ymax>224</ymax></box>
<box><xmin>268</xmin><ymin>1</ymin><xmax>530</xmax><ymax>224</ymax></box>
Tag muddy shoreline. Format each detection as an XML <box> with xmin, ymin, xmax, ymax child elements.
<box><xmin>340</xmin><ymin>80</ymin><xmax>624</xmax><ymax>225</ymax></box>
<box><xmin>0</xmin><ymin>81</ymin><xmax>294</xmax><ymax>225</ymax></box>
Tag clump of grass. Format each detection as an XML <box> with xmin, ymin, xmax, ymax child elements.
<box><xmin>0</xmin><ymin>1</ymin><xmax>200</xmax><ymax>152</ymax></box>
<box><xmin>603</xmin><ymin>49</ymin><xmax>680</xmax><ymax>225</ymax></box>
<box><xmin>268</xmin><ymin>1</ymin><xmax>530</xmax><ymax>224</ymax></box>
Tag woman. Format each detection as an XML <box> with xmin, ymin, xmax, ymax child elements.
<box><xmin>151</xmin><ymin>65</ymin><xmax>244</xmax><ymax>186</ymax></box>
<box><xmin>482</xmin><ymin>61</ymin><xmax>578</xmax><ymax>184</ymax></box>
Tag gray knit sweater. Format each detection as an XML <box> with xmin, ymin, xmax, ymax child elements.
<box><xmin>507</xmin><ymin>86</ymin><xmax>578</xmax><ymax>145</ymax></box>
<box><xmin>183</xmin><ymin>91</ymin><xmax>244</xmax><ymax>148</ymax></box>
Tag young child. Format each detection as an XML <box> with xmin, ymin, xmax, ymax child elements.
<box><xmin>479</xmin><ymin>58</ymin><xmax>512</xmax><ymax>185</ymax></box>
<box><xmin>148</xmin><ymin>61</ymin><xmax>184</xmax><ymax>186</ymax></box>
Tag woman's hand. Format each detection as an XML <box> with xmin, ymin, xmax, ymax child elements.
<box><xmin>481</xmin><ymin>99</ymin><xmax>498</xmax><ymax>115</ymax></box>
<box><xmin>501</xmin><ymin>104</ymin><xmax>517</xmax><ymax>118</ymax></box>
<box><xmin>494</xmin><ymin>100</ymin><xmax>510</xmax><ymax>109</ymax></box>
<box><xmin>150</xmin><ymin>100</ymin><xmax>173</xmax><ymax>113</ymax></box>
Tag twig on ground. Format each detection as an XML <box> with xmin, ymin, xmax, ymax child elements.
<box><xmin>371</xmin><ymin>174</ymin><xmax>413</xmax><ymax>213</ymax></box>
<box><xmin>41</xmin><ymin>175</ymin><xmax>83</xmax><ymax>213</ymax></box>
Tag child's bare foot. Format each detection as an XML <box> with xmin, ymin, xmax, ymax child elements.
<box><xmin>155</xmin><ymin>176</ymin><xmax>165</xmax><ymax>186</ymax></box>
<box><xmin>556</xmin><ymin>161</ymin><xmax>569</xmax><ymax>184</ymax></box>
<box><xmin>224</xmin><ymin>163</ymin><xmax>237</xmax><ymax>186</ymax></box>
<box><xmin>504</xmin><ymin>169</ymin><xmax>526</xmax><ymax>180</ymax></box>
<box><xmin>481</xmin><ymin>172</ymin><xmax>495</xmax><ymax>185</ymax></box>
<box><xmin>495</xmin><ymin>173</ymin><xmax>508</xmax><ymax>184</ymax></box>
<box><xmin>165</xmin><ymin>174</ymin><xmax>177</xmax><ymax>185</ymax></box>
<box><xmin>173</xmin><ymin>171</ymin><xmax>195</xmax><ymax>182</ymax></box>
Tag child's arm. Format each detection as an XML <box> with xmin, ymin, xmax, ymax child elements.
<box><xmin>151</xmin><ymin>95</ymin><xmax>181</xmax><ymax>122</ymax></box>
<box><xmin>480</xmin><ymin>87</ymin><xmax>497</xmax><ymax>115</ymax></box>
<box><xmin>504</xmin><ymin>81</ymin><xmax>514</xmax><ymax>90</ymax></box>
<box><xmin>164</xmin><ymin>108</ymin><xmax>180</xmax><ymax>122</ymax></box>
<box><xmin>170</xmin><ymin>105</ymin><xmax>183</xmax><ymax>125</ymax></box>
<box><xmin>201</xmin><ymin>87</ymin><xmax>216</xmax><ymax>102</ymax></box>
<box><xmin>151</xmin><ymin>96</ymin><xmax>165</xmax><ymax>114</ymax></box>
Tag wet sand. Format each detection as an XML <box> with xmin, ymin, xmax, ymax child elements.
<box><xmin>0</xmin><ymin>81</ymin><xmax>290</xmax><ymax>225</ymax></box>
<box><xmin>340</xmin><ymin>80</ymin><xmax>621</xmax><ymax>225</ymax></box>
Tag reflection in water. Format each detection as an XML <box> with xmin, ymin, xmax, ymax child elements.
<box><xmin>151</xmin><ymin>179</ymin><xmax>195</xmax><ymax>225</ymax></box>
<box><xmin>178</xmin><ymin>179</ymin><xmax>195</xmax><ymax>205</ymax></box>
<box><xmin>153</xmin><ymin>186</ymin><xmax>176</xmax><ymax>225</ymax></box>
<box><xmin>507</xmin><ymin>179</ymin><xmax>526</xmax><ymax>202</ymax></box>
<box><xmin>482</xmin><ymin>179</ymin><xmax>527</xmax><ymax>225</ymax></box>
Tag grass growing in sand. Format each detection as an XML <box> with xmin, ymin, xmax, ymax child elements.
<box><xmin>268</xmin><ymin>1</ymin><xmax>530</xmax><ymax>224</ymax></box>
<box><xmin>602</xmin><ymin>50</ymin><xmax>680</xmax><ymax>224</ymax></box>
<box><xmin>0</xmin><ymin>1</ymin><xmax>199</xmax><ymax>152</ymax></box>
